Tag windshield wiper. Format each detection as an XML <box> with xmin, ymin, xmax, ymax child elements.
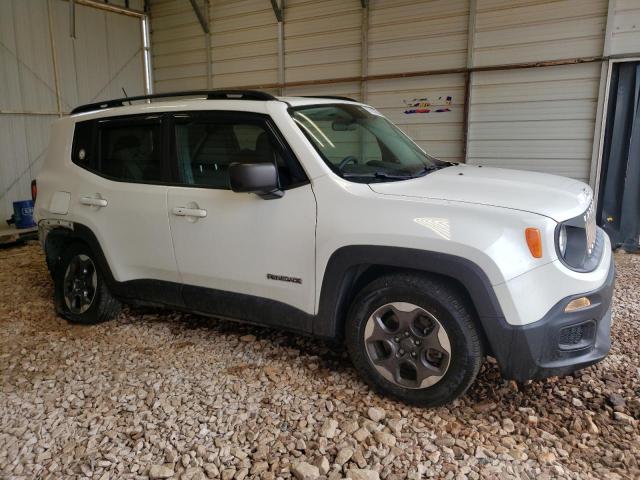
<box><xmin>410</xmin><ymin>165</ymin><xmax>442</xmax><ymax>177</ymax></box>
<box><xmin>342</xmin><ymin>171</ymin><xmax>407</xmax><ymax>179</ymax></box>
<box><xmin>342</xmin><ymin>165</ymin><xmax>440</xmax><ymax>180</ymax></box>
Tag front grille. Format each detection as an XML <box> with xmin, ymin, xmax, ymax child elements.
<box><xmin>558</xmin><ymin>321</ymin><xmax>596</xmax><ymax>350</ymax></box>
<box><xmin>584</xmin><ymin>202</ymin><xmax>596</xmax><ymax>255</ymax></box>
<box><xmin>560</xmin><ymin>325</ymin><xmax>584</xmax><ymax>345</ymax></box>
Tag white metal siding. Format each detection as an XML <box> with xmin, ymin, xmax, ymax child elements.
<box><xmin>467</xmin><ymin>63</ymin><xmax>602</xmax><ymax>182</ymax></box>
<box><xmin>52</xmin><ymin>1</ymin><xmax>145</xmax><ymax>108</ymax></box>
<box><xmin>368</xmin><ymin>74</ymin><xmax>466</xmax><ymax>162</ymax></box>
<box><xmin>368</xmin><ymin>0</ymin><xmax>469</xmax><ymax>75</ymax></box>
<box><xmin>284</xmin><ymin>0</ymin><xmax>362</xmax><ymax>83</ymax></box>
<box><xmin>151</xmin><ymin>0</ymin><xmax>208</xmax><ymax>92</ymax></box>
<box><xmin>211</xmin><ymin>0</ymin><xmax>278</xmax><ymax>89</ymax></box>
<box><xmin>0</xmin><ymin>0</ymin><xmax>144</xmax><ymax>221</ymax></box>
<box><xmin>608</xmin><ymin>0</ymin><xmax>640</xmax><ymax>55</ymax></box>
<box><xmin>366</xmin><ymin>0</ymin><xmax>469</xmax><ymax>161</ymax></box>
<box><xmin>285</xmin><ymin>82</ymin><xmax>362</xmax><ymax>101</ymax></box>
<box><xmin>473</xmin><ymin>0</ymin><xmax>608</xmax><ymax>67</ymax></box>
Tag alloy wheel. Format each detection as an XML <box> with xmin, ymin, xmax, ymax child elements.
<box><xmin>63</xmin><ymin>254</ymin><xmax>98</xmax><ymax>314</ymax></box>
<box><xmin>363</xmin><ymin>302</ymin><xmax>451</xmax><ymax>389</ymax></box>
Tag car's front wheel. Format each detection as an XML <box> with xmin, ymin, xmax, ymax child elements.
<box><xmin>345</xmin><ymin>273</ymin><xmax>483</xmax><ymax>407</ymax></box>
<box><xmin>54</xmin><ymin>243</ymin><xmax>121</xmax><ymax>324</ymax></box>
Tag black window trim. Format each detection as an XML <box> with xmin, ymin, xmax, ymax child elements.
<box><xmin>71</xmin><ymin>111</ymin><xmax>310</xmax><ymax>191</ymax></box>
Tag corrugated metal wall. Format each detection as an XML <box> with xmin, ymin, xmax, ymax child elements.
<box><xmin>467</xmin><ymin>64</ymin><xmax>602</xmax><ymax>182</ymax></box>
<box><xmin>366</xmin><ymin>0</ymin><xmax>468</xmax><ymax>162</ymax></box>
<box><xmin>151</xmin><ymin>0</ymin><xmax>279</xmax><ymax>92</ymax></box>
<box><xmin>607</xmin><ymin>0</ymin><xmax>640</xmax><ymax>55</ymax></box>
<box><xmin>473</xmin><ymin>0</ymin><xmax>607</xmax><ymax>66</ymax></box>
<box><xmin>285</xmin><ymin>0</ymin><xmax>361</xmax><ymax>83</ymax></box>
<box><xmin>211</xmin><ymin>0</ymin><xmax>278</xmax><ymax>89</ymax></box>
<box><xmin>143</xmin><ymin>0</ymin><xmax>638</xmax><ymax>183</ymax></box>
<box><xmin>368</xmin><ymin>0</ymin><xmax>468</xmax><ymax>75</ymax></box>
<box><xmin>466</xmin><ymin>0</ymin><xmax>608</xmax><ymax>182</ymax></box>
<box><xmin>0</xmin><ymin>0</ymin><xmax>145</xmax><ymax>223</ymax></box>
<box><xmin>149</xmin><ymin>0</ymin><xmax>206</xmax><ymax>91</ymax></box>
<box><xmin>368</xmin><ymin>75</ymin><xmax>466</xmax><ymax>162</ymax></box>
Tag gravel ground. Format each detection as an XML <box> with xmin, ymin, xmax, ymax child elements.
<box><xmin>0</xmin><ymin>243</ymin><xmax>638</xmax><ymax>480</ymax></box>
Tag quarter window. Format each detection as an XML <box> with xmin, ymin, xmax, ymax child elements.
<box><xmin>72</xmin><ymin>121</ymin><xmax>94</xmax><ymax>167</ymax></box>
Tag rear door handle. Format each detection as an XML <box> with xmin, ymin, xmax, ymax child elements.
<box><xmin>172</xmin><ymin>206</ymin><xmax>207</xmax><ymax>218</ymax></box>
<box><xmin>80</xmin><ymin>196</ymin><xmax>108</xmax><ymax>207</ymax></box>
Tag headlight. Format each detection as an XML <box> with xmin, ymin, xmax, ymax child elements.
<box><xmin>556</xmin><ymin>203</ymin><xmax>601</xmax><ymax>272</ymax></box>
<box><xmin>558</xmin><ymin>225</ymin><xmax>567</xmax><ymax>256</ymax></box>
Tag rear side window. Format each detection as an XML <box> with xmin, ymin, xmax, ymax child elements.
<box><xmin>99</xmin><ymin>123</ymin><xmax>163</xmax><ymax>182</ymax></box>
<box><xmin>72</xmin><ymin>116</ymin><xmax>168</xmax><ymax>184</ymax></box>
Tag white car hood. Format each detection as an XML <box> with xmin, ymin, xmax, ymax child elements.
<box><xmin>369</xmin><ymin>164</ymin><xmax>592</xmax><ymax>222</ymax></box>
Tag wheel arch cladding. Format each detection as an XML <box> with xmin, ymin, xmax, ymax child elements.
<box><xmin>45</xmin><ymin>223</ymin><xmax>116</xmax><ymax>285</ymax></box>
<box><xmin>44</xmin><ymin>227</ymin><xmax>73</xmax><ymax>273</ymax></box>
<box><xmin>314</xmin><ymin>246</ymin><xmax>505</xmax><ymax>352</ymax></box>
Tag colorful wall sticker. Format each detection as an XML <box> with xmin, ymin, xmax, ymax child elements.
<box><xmin>403</xmin><ymin>96</ymin><xmax>453</xmax><ymax>114</ymax></box>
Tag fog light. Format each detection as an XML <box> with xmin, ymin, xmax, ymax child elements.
<box><xmin>564</xmin><ymin>297</ymin><xmax>591</xmax><ymax>312</ymax></box>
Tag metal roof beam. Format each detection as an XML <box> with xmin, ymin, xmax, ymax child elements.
<box><xmin>69</xmin><ymin>0</ymin><xmax>76</xmax><ymax>38</ymax></box>
<box><xmin>61</xmin><ymin>0</ymin><xmax>145</xmax><ymax>18</ymax></box>
<box><xmin>270</xmin><ymin>0</ymin><xmax>284</xmax><ymax>22</ymax></box>
<box><xmin>189</xmin><ymin>0</ymin><xmax>210</xmax><ymax>34</ymax></box>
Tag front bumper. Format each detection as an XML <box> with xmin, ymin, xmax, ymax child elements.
<box><xmin>492</xmin><ymin>256</ymin><xmax>615</xmax><ymax>382</ymax></box>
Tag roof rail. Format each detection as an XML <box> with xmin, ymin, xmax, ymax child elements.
<box><xmin>301</xmin><ymin>95</ymin><xmax>358</xmax><ymax>102</ymax></box>
<box><xmin>70</xmin><ymin>90</ymin><xmax>278</xmax><ymax>115</ymax></box>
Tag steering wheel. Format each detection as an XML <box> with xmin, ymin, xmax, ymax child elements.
<box><xmin>337</xmin><ymin>155</ymin><xmax>358</xmax><ymax>170</ymax></box>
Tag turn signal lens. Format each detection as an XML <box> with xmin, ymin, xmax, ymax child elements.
<box><xmin>565</xmin><ymin>296</ymin><xmax>591</xmax><ymax>312</ymax></box>
<box><xmin>525</xmin><ymin>228</ymin><xmax>543</xmax><ymax>258</ymax></box>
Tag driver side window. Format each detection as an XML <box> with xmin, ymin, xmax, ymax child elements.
<box><xmin>173</xmin><ymin>113</ymin><xmax>306</xmax><ymax>189</ymax></box>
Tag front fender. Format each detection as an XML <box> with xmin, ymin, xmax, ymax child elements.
<box><xmin>314</xmin><ymin>245</ymin><xmax>506</xmax><ymax>342</ymax></box>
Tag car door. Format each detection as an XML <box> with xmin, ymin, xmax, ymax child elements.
<box><xmin>166</xmin><ymin>111</ymin><xmax>317</xmax><ymax>330</ymax></box>
<box><xmin>70</xmin><ymin>114</ymin><xmax>180</xmax><ymax>304</ymax></box>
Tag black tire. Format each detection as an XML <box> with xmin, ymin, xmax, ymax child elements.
<box><xmin>54</xmin><ymin>242</ymin><xmax>121</xmax><ymax>324</ymax></box>
<box><xmin>345</xmin><ymin>273</ymin><xmax>483</xmax><ymax>407</ymax></box>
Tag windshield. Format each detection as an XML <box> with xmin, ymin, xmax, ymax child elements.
<box><xmin>290</xmin><ymin>103</ymin><xmax>448</xmax><ymax>182</ymax></box>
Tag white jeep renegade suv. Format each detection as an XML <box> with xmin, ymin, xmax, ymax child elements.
<box><xmin>35</xmin><ymin>90</ymin><xmax>615</xmax><ymax>406</ymax></box>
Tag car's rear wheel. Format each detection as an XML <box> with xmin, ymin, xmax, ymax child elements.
<box><xmin>345</xmin><ymin>273</ymin><xmax>483</xmax><ymax>407</ymax></box>
<box><xmin>54</xmin><ymin>243</ymin><xmax>121</xmax><ymax>324</ymax></box>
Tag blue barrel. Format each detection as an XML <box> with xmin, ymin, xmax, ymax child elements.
<box><xmin>13</xmin><ymin>200</ymin><xmax>36</xmax><ymax>229</ymax></box>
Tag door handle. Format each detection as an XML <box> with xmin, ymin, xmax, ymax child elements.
<box><xmin>80</xmin><ymin>196</ymin><xmax>108</xmax><ymax>207</ymax></box>
<box><xmin>172</xmin><ymin>206</ymin><xmax>207</xmax><ymax>218</ymax></box>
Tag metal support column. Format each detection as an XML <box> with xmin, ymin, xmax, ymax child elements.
<box><xmin>188</xmin><ymin>0</ymin><xmax>212</xmax><ymax>88</ymax></box>
<box><xmin>141</xmin><ymin>12</ymin><xmax>154</xmax><ymax>95</ymax></box>
<box><xmin>271</xmin><ymin>0</ymin><xmax>285</xmax><ymax>95</ymax></box>
<box><xmin>48</xmin><ymin>0</ymin><xmax>63</xmax><ymax>116</ymax></box>
<box><xmin>463</xmin><ymin>0</ymin><xmax>477</xmax><ymax>161</ymax></box>
<box><xmin>591</xmin><ymin>0</ymin><xmax>617</xmax><ymax>200</ymax></box>
<box><xmin>360</xmin><ymin>0</ymin><xmax>369</xmax><ymax>103</ymax></box>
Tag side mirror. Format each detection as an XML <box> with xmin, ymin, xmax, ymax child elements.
<box><xmin>228</xmin><ymin>162</ymin><xmax>283</xmax><ymax>199</ymax></box>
